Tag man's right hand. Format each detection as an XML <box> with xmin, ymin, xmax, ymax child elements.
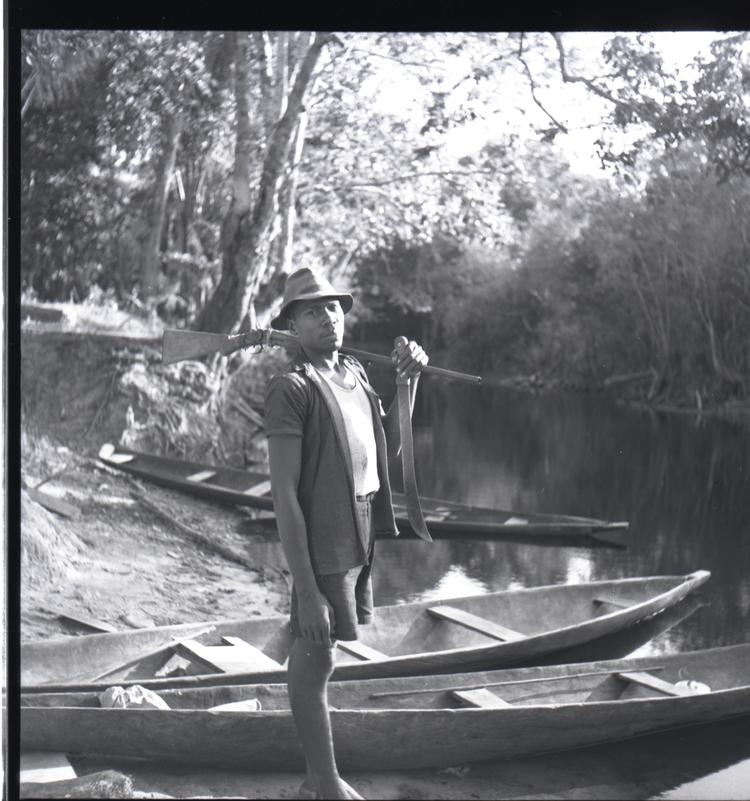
<box><xmin>297</xmin><ymin>589</ymin><xmax>335</xmax><ymax>646</ymax></box>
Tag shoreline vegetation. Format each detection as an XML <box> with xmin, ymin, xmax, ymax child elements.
<box><xmin>19</xmin><ymin>303</ymin><xmax>750</xmax><ymax>502</ymax></box>
<box><xmin>20</xmin><ymin>32</ymin><xmax>750</xmax><ymax>435</ymax></box>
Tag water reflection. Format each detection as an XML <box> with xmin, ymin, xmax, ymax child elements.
<box><xmin>410</xmin><ymin>564</ymin><xmax>489</xmax><ymax>603</ymax></box>
<box><xmin>654</xmin><ymin>757</ymin><xmax>750</xmax><ymax>800</ymax></box>
<box><xmin>386</xmin><ymin>380</ymin><xmax>750</xmax><ymax>653</ymax></box>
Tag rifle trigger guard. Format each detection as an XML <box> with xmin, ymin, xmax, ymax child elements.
<box><xmin>237</xmin><ymin>331</ymin><xmax>262</xmax><ymax>353</ymax></box>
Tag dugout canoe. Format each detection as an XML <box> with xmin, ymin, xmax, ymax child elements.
<box><xmin>20</xmin><ymin>644</ymin><xmax>750</xmax><ymax>771</ymax></box>
<box><xmin>21</xmin><ymin>570</ymin><xmax>709</xmax><ymax>694</ymax></box>
<box><xmin>97</xmin><ymin>444</ymin><xmax>629</xmax><ymax>544</ymax></box>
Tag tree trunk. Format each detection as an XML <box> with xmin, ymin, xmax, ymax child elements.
<box><xmin>140</xmin><ymin>111</ymin><xmax>183</xmax><ymax>298</ymax></box>
<box><xmin>275</xmin><ymin>110</ymin><xmax>308</xmax><ymax>275</ymax></box>
<box><xmin>195</xmin><ymin>32</ymin><xmax>329</xmax><ymax>333</ymax></box>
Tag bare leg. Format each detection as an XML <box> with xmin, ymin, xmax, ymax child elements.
<box><xmin>288</xmin><ymin>638</ymin><xmax>363</xmax><ymax>800</ymax></box>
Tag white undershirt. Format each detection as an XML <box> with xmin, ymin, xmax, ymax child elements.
<box><xmin>319</xmin><ymin>366</ymin><xmax>380</xmax><ymax>496</ymax></box>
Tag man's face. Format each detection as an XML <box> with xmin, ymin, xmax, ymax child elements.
<box><xmin>288</xmin><ymin>297</ymin><xmax>345</xmax><ymax>352</ymax></box>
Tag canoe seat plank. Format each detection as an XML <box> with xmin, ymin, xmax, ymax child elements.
<box><xmin>337</xmin><ymin>640</ymin><xmax>388</xmax><ymax>661</ymax></box>
<box><xmin>452</xmin><ymin>688</ymin><xmax>512</xmax><ymax>708</ymax></box>
<box><xmin>616</xmin><ymin>671</ymin><xmax>702</xmax><ymax>697</ymax></box>
<box><xmin>175</xmin><ymin>638</ymin><xmax>283</xmax><ymax>673</ymax></box>
<box><xmin>243</xmin><ymin>480</ymin><xmax>272</xmax><ymax>496</ymax></box>
<box><xmin>593</xmin><ymin>597</ymin><xmax>630</xmax><ymax>610</ymax></box>
<box><xmin>186</xmin><ymin>469</ymin><xmax>217</xmax><ymax>483</ymax></box>
<box><xmin>20</xmin><ymin>752</ymin><xmax>77</xmax><ymax>783</ymax></box>
<box><xmin>427</xmin><ymin>606</ymin><xmax>526</xmax><ymax>642</ymax></box>
<box><xmin>583</xmin><ymin>666</ymin><xmax>668</xmax><ymax>702</ymax></box>
<box><xmin>208</xmin><ymin>698</ymin><xmax>262</xmax><ymax>712</ymax></box>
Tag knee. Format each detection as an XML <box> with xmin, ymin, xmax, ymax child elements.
<box><xmin>292</xmin><ymin>639</ymin><xmax>336</xmax><ymax>676</ymax></box>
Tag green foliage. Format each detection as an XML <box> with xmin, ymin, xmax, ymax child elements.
<box><xmin>594</xmin><ymin>33</ymin><xmax>750</xmax><ymax>182</ymax></box>
<box><xmin>18</xmin><ymin>30</ymin><xmax>750</xmax><ymax>408</ymax></box>
<box><xmin>511</xmin><ymin>145</ymin><xmax>750</xmax><ymax>400</ymax></box>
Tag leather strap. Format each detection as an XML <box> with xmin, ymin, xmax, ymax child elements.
<box><xmin>396</xmin><ymin>374</ymin><xmax>432</xmax><ymax>542</ymax></box>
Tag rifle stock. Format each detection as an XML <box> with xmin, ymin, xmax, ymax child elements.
<box><xmin>162</xmin><ymin>329</ymin><xmax>275</xmax><ymax>365</ymax></box>
<box><xmin>161</xmin><ymin>328</ymin><xmax>482</xmax><ymax>384</ymax></box>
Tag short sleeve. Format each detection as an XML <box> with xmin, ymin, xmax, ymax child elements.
<box><xmin>264</xmin><ymin>374</ymin><xmax>307</xmax><ymax>438</ymax></box>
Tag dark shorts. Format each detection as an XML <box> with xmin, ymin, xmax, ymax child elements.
<box><xmin>290</xmin><ymin>496</ymin><xmax>375</xmax><ymax>642</ymax></box>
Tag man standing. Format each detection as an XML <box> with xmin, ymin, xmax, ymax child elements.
<box><xmin>264</xmin><ymin>267</ymin><xmax>428</xmax><ymax>800</ymax></box>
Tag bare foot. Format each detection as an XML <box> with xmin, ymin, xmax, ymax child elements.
<box><xmin>301</xmin><ymin>777</ymin><xmax>364</xmax><ymax>800</ymax></box>
<box><xmin>339</xmin><ymin>778</ymin><xmax>364</xmax><ymax>800</ymax></box>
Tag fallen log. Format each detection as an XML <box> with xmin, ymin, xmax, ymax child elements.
<box><xmin>602</xmin><ymin>370</ymin><xmax>652</xmax><ymax>388</ymax></box>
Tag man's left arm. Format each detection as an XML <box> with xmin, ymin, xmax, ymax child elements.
<box><xmin>383</xmin><ymin>339</ymin><xmax>429</xmax><ymax>459</ymax></box>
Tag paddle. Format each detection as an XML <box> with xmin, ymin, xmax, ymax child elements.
<box><xmin>367</xmin><ymin>665</ymin><xmax>667</xmax><ymax>698</ymax></box>
<box><xmin>161</xmin><ymin>327</ymin><xmax>482</xmax><ymax>385</ymax></box>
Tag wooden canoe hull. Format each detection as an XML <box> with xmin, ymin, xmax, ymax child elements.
<box><xmin>21</xmin><ymin>572</ymin><xmax>710</xmax><ymax>693</ymax></box>
<box><xmin>97</xmin><ymin>445</ymin><xmax>629</xmax><ymax>542</ymax></box>
<box><xmin>20</xmin><ymin>645</ymin><xmax>750</xmax><ymax>771</ymax></box>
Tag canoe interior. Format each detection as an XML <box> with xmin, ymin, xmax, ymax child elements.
<box><xmin>22</xmin><ymin>573</ymin><xmax>708</xmax><ymax>688</ymax></box>
<box><xmin>22</xmin><ymin>643</ymin><xmax>750</xmax><ymax>711</ymax></box>
<box><xmin>99</xmin><ymin>446</ymin><xmax>627</xmax><ymax>536</ymax></box>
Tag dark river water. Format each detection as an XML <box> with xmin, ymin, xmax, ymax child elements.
<box><xmin>373</xmin><ymin>378</ymin><xmax>750</xmax><ymax>661</ymax></box>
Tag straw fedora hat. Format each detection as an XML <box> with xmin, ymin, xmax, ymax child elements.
<box><xmin>271</xmin><ymin>268</ymin><xmax>354</xmax><ymax>330</ymax></box>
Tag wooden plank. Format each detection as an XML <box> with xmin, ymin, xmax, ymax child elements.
<box><xmin>176</xmin><ymin>638</ymin><xmax>283</xmax><ymax>672</ymax></box>
<box><xmin>20</xmin><ymin>770</ymin><xmax>133</xmax><ymax>799</ymax></box>
<box><xmin>243</xmin><ymin>479</ymin><xmax>272</xmax><ymax>496</ymax></box>
<box><xmin>186</xmin><ymin>469</ymin><xmax>217</xmax><ymax>483</ymax></box>
<box><xmin>107</xmin><ymin>452</ymin><xmax>135</xmax><ymax>464</ymax></box>
<box><xmin>337</xmin><ymin>640</ymin><xmax>388</xmax><ymax>661</ymax></box>
<box><xmin>451</xmin><ymin>688</ymin><xmax>512</xmax><ymax>708</ymax></box>
<box><xmin>616</xmin><ymin>671</ymin><xmax>701</xmax><ymax>697</ymax></box>
<box><xmin>21</xmin><ymin>303</ymin><xmax>64</xmax><ymax>323</ymax></box>
<box><xmin>427</xmin><ymin>605</ymin><xmax>526</xmax><ymax>642</ymax></box>
<box><xmin>25</xmin><ymin>487</ymin><xmax>80</xmax><ymax>519</ymax></box>
<box><xmin>20</xmin><ymin>752</ymin><xmax>77</xmax><ymax>783</ymax></box>
<box><xmin>53</xmin><ymin>609</ymin><xmax>117</xmax><ymax>634</ymax></box>
<box><xmin>208</xmin><ymin>698</ymin><xmax>262</xmax><ymax>711</ymax></box>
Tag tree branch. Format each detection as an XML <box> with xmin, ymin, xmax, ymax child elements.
<box><xmin>349</xmin><ymin>46</ymin><xmax>449</xmax><ymax>71</ymax></box>
<box><xmin>551</xmin><ymin>32</ymin><xmax>625</xmax><ymax>108</ymax></box>
<box><xmin>517</xmin><ymin>35</ymin><xmax>568</xmax><ymax>133</ymax></box>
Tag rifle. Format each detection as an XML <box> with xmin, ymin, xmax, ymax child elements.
<box><xmin>161</xmin><ymin>328</ymin><xmax>482</xmax><ymax>384</ymax></box>
<box><xmin>161</xmin><ymin>327</ymin><xmax>482</xmax><ymax>543</ymax></box>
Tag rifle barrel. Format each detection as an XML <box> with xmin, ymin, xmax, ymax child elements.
<box><xmin>263</xmin><ymin>330</ymin><xmax>481</xmax><ymax>385</ymax></box>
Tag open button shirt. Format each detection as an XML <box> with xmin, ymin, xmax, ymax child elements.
<box><xmin>264</xmin><ymin>351</ymin><xmax>399</xmax><ymax>575</ymax></box>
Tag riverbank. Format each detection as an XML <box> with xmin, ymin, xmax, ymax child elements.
<box><xmin>478</xmin><ymin>369</ymin><xmax>750</xmax><ymax>425</ymax></box>
<box><xmin>18</xmin><ymin>301</ymin><xmax>750</xmax><ymax>799</ymax></box>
